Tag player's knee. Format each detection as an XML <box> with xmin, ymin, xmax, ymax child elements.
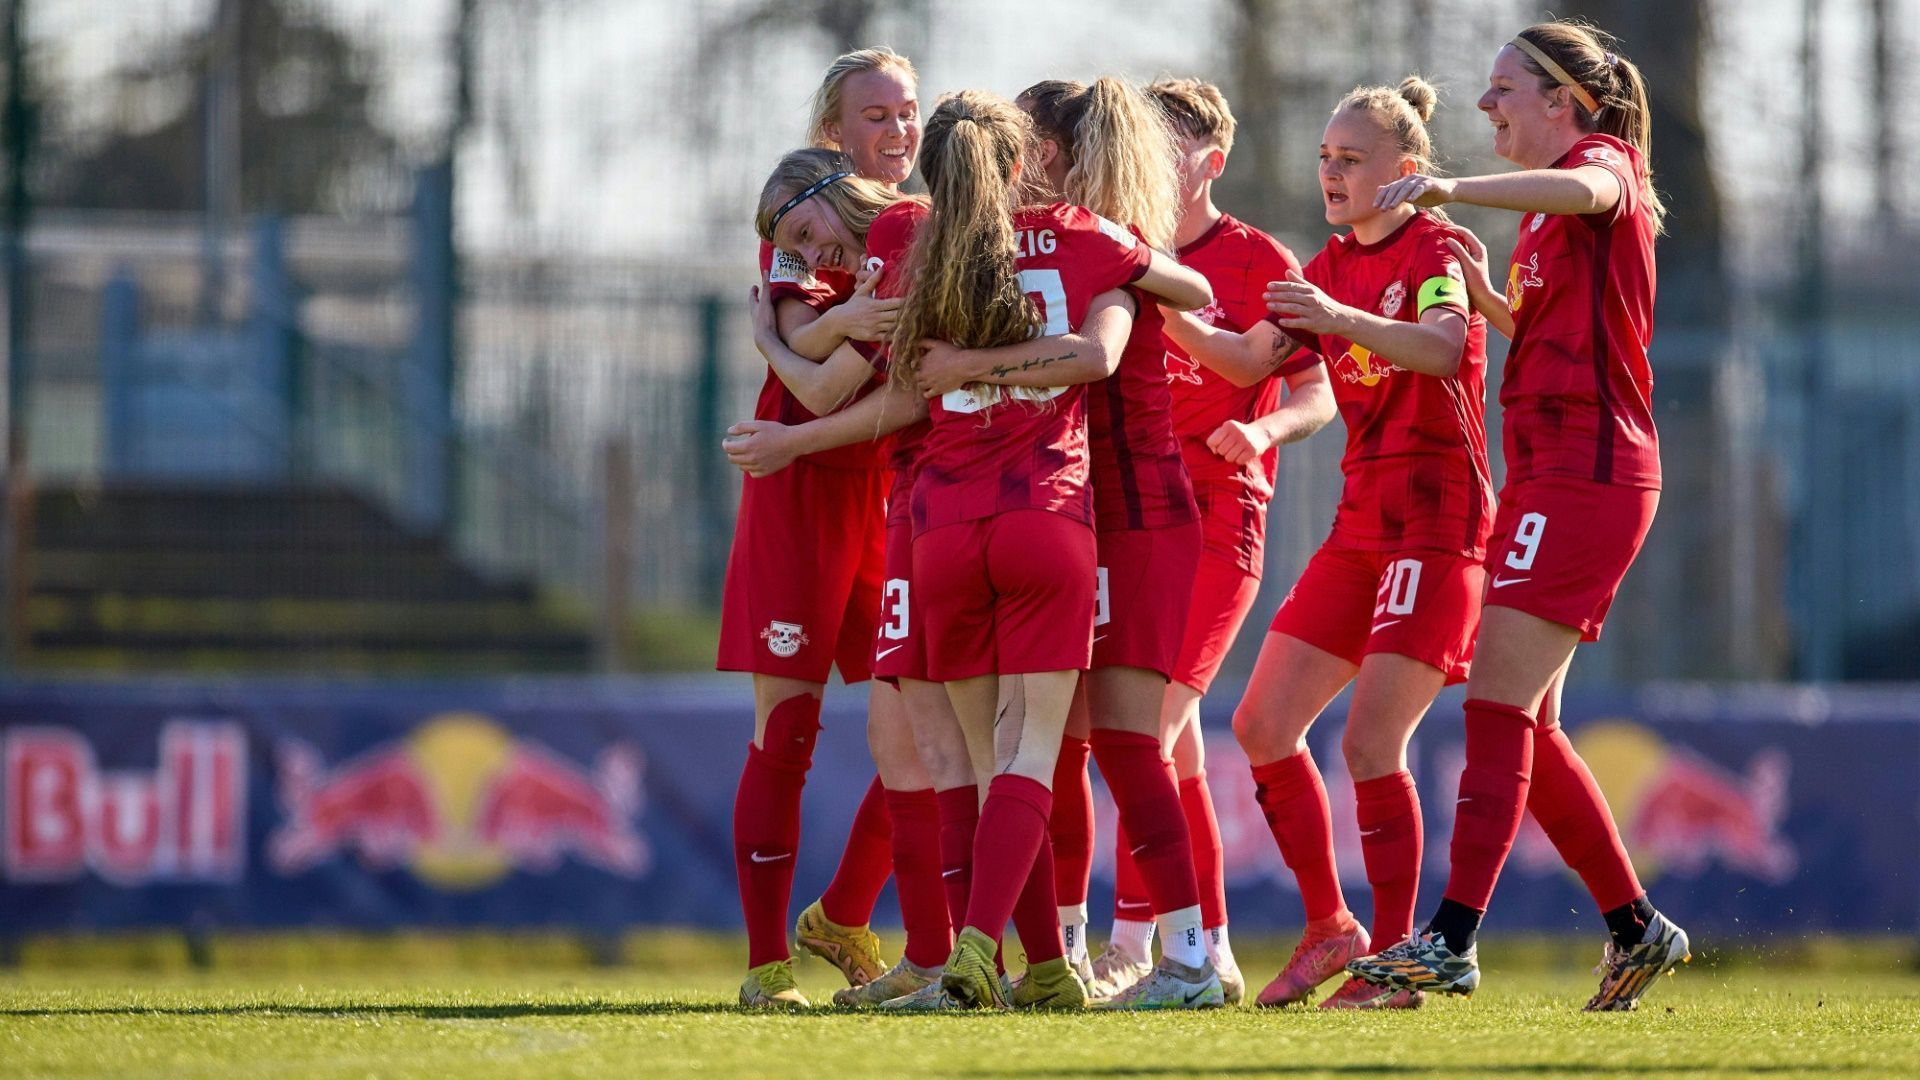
<box><xmin>1340</xmin><ymin>725</ymin><xmax>1402</xmax><ymax>781</ymax></box>
<box><xmin>761</xmin><ymin>693</ymin><xmax>823</xmax><ymax>768</ymax></box>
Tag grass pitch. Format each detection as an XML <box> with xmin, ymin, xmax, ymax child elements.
<box><xmin>3</xmin><ymin>935</ymin><xmax>1917</xmax><ymax>1078</ymax></box>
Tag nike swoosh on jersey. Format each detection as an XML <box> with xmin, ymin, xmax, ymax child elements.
<box><xmin>1093</xmin><ymin>635</ymin><xmax>1108</xmax><ymax>644</ymax></box>
<box><xmin>876</xmin><ymin>644</ymin><xmax>905</xmax><ymax>660</ymax></box>
<box><xmin>1370</xmin><ymin>620</ymin><xmax>1402</xmax><ymax>633</ymax></box>
<box><xmin>749</xmin><ymin>851</ymin><xmax>791</xmax><ymax>864</ymax></box>
<box><xmin>1491</xmin><ymin>575</ymin><xmax>1531</xmax><ymax>588</ymax></box>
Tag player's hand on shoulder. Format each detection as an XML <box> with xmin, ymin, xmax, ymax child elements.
<box><xmin>723</xmin><ymin>419</ymin><xmax>799</xmax><ymax>477</ymax></box>
<box><xmin>914</xmin><ymin>339</ymin><xmax>974</xmax><ymax>399</ymax></box>
<box><xmin>1264</xmin><ymin>270</ymin><xmax>1348</xmax><ymax>336</ymax></box>
<box><xmin>1443</xmin><ymin>234</ymin><xmax>1495</xmax><ymax>303</ymax></box>
<box><xmin>1206</xmin><ymin>418</ymin><xmax>1271</xmax><ymax>466</ymax></box>
<box><xmin>833</xmin><ymin>269</ymin><xmax>903</xmax><ymax>343</ymax></box>
<box><xmin>1374</xmin><ymin>173</ymin><xmax>1455</xmax><ymax>211</ymax></box>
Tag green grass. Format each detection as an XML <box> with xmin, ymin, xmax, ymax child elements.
<box><xmin>3</xmin><ymin>936</ymin><xmax>1917</xmax><ymax>1079</ymax></box>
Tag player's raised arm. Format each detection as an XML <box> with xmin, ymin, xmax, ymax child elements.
<box><xmin>723</xmin><ymin>380</ymin><xmax>926</xmax><ymax>478</ymax></box>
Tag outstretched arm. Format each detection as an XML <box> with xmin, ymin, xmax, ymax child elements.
<box><xmin>1161</xmin><ymin>311</ymin><xmax>1299</xmax><ymax>389</ymax></box>
<box><xmin>1373</xmin><ymin>164</ymin><xmax>1621</xmax><ymax>219</ymax></box>
<box><xmin>1133</xmin><ymin>248</ymin><xmax>1213</xmax><ymax>311</ymax></box>
<box><xmin>912</xmin><ymin>290</ymin><xmax>1136</xmax><ymax>399</ymax></box>
<box><xmin>722</xmin><ymin>381</ymin><xmax>927</xmax><ymax>478</ymax></box>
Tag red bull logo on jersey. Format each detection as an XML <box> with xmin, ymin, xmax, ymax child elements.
<box><xmin>2</xmin><ymin>721</ymin><xmax>247</xmax><ymax>884</ymax></box>
<box><xmin>1514</xmin><ymin>720</ymin><xmax>1797</xmax><ymax>885</ymax></box>
<box><xmin>1508</xmin><ymin>253</ymin><xmax>1545</xmax><ymax>312</ymax></box>
<box><xmin>1166</xmin><ymin>351</ymin><xmax>1204</xmax><ymax>385</ymax></box>
<box><xmin>270</xmin><ymin>713</ymin><xmax>650</xmax><ymax>890</ymax></box>
<box><xmin>1333</xmin><ymin>343</ymin><xmax>1397</xmax><ymax>388</ymax></box>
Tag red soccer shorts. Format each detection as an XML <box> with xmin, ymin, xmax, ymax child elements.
<box><xmin>1092</xmin><ymin>521</ymin><xmax>1203</xmax><ymax>678</ymax></box>
<box><xmin>1269</xmin><ymin>540</ymin><xmax>1485</xmax><ymax>683</ymax></box>
<box><xmin>873</xmin><ymin>516</ymin><xmax>929</xmax><ymax>682</ymax></box>
<box><xmin>1482</xmin><ymin>476</ymin><xmax>1659</xmax><ymax>641</ymax></box>
<box><xmin>1171</xmin><ymin>553</ymin><xmax>1262</xmax><ymax>694</ymax></box>
<box><xmin>913</xmin><ymin>510</ymin><xmax>1098</xmax><ymax>682</ymax></box>
<box><xmin>717</xmin><ymin>459</ymin><xmax>888</xmax><ymax>683</ymax></box>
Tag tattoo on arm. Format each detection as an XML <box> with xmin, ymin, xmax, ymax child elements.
<box><xmin>1267</xmin><ymin>335</ymin><xmax>1290</xmax><ymax>370</ymax></box>
<box><xmin>988</xmin><ymin>350</ymin><xmax>1079</xmax><ymax>378</ymax></box>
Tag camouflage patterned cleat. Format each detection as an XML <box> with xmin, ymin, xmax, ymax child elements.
<box><xmin>832</xmin><ymin>957</ymin><xmax>940</xmax><ymax>1008</ymax></box>
<box><xmin>1084</xmin><ymin>940</ymin><xmax>1153</xmax><ymax>1003</ymax></box>
<box><xmin>739</xmin><ymin>959</ymin><xmax>810</xmax><ymax>1009</ymax></box>
<box><xmin>1318</xmin><ymin>975</ymin><xmax>1425</xmax><ymax>1010</ymax></box>
<box><xmin>1585</xmin><ymin>912</ymin><xmax>1691</xmax><ymax>1012</ymax></box>
<box><xmin>1095</xmin><ymin>955</ymin><xmax>1225</xmax><ymax>1010</ymax></box>
<box><xmin>1346</xmin><ymin>929</ymin><xmax>1479</xmax><ymax>997</ymax></box>
<box><xmin>1256</xmin><ymin>921</ymin><xmax>1370</xmax><ymax>1006</ymax></box>
<box><xmin>793</xmin><ymin>899</ymin><xmax>888</xmax><ymax>987</ymax></box>
<box><xmin>1011</xmin><ymin>956</ymin><xmax>1089</xmax><ymax>1010</ymax></box>
<box><xmin>939</xmin><ymin>927</ymin><xmax>1011</xmax><ymax>1010</ymax></box>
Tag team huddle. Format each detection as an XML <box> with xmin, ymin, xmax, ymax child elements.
<box><xmin>717</xmin><ymin>18</ymin><xmax>1691</xmax><ymax>1013</ymax></box>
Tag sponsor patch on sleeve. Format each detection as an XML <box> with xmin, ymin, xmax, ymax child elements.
<box><xmin>768</xmin><ymin>248</ymin><xmax>811</xmax><ymax>285</ymax></box>
<box><xmin>1093</xmin><ymin>213</ymin><xmax>1138</xmax><ymax>249</ymax></box>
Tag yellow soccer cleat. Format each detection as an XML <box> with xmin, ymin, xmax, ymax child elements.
<box><xmin>938</xmin><ymin>927</ymin><xmax>1011</xmax><ymax>1010</ymax></box>
<box><xmin>739</xmin><ymin>959</ymin><xmax>810</xmax><ymax>1009</ymax></box>
<box><xmin>1011</xmin><ymin>956</ymin><xmax>1089</xmax><ymax>1010</ymax></box>
<box><xmin>793</xmin><ymin>899</ymin><xmax>888</xmax><ymax>987</ymax></box>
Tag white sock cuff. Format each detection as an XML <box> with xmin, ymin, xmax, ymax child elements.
<box><xmin>1057</xmin><ymin>903</ymin><xmax>1089</xmax><ymax>925</ymax></box>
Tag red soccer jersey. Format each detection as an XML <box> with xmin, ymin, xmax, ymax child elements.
<box><xmin>1289</xmin><ymin>211</ymin><xmax>1493</xmax><ymax>557</ymax></box>
<box><xmin>753</xmin><ymin>240</ymin><xmax>878</xmax><ymax>470</ymax></box>
<box><xmin>1166</xmin><ymin>214</ymin><xmax>1309</xmax><ymax>501</ymax></box>
<box><xmin>1500</xmin><ymin>133</ymin><xmax>1660</xmax><ymax>489</ymax></box>
<box><xmin>1087</xmin><ymin>239</ymin><xmax>1198</xmax><ymax>532</ymax></box>
<box><xmin>910</xmin><ymin>203</ymin><xmax>1152</xmax><ymax>535</ymax></box>
<box><xmin>850</xmin><ymin>201</ymin><xmax>931</xmax><ymax>524</ymax></box>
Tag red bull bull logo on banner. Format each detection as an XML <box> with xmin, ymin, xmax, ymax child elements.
<box><xmin>270</xmin><ymin>712</ymin><xmax>651</xmax><ymax>891</ymax></box>
<box><xmin>2</xmin><ymin>721</ymin><xmax>247</xmax><ymax>884</ymax></box>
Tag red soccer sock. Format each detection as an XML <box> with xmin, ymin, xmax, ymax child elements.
<box><xmin>820</xmin><ymin>774</ymin><xmax>893</xmax><ymax>927</ymax></box>
<box><xmin>733</xmin><ymin>694</ymin><xmax>821</xmax><ymax>968</ymax></box>
<box><xmin>1354</xmin><ymin>770</ymin><xmax>1422</xmax><ymax>946</ymax></box>
<box><xmin>1011</xmin><ymin>830</ymin><xmax>1065</xmax><ymax>965</ymax></box>
<box><xmin>936</xmin><ymin>785</ymin><xmax>980</xmax><ymax>937</ymax></box>
<box><xmin>1180</xmin><ymin>771</ymin><xmax>1228</xmax><ymax>929</ymax></box>
<box><xmin>1442</xmin><ymin>699</ymin><xmax>1537</xmax><ymax>911</ymax></box>
<box><xmin>1092</xmin><ymin>730</ymin><xmax>1200</xmax><ymax>917</ymax></box>
<box><xmin>1049</xmin><ymin>735</ymin><xmax>1094</xmax><ymax>907</ymax></box>
<box><xmin>1111</xmin><ymin>819</ymin><xmax>1153</xmax><ymax>924</ymax></box>
<box><xmin>1528</xmin><ymin>722</ymin><xmax>1644</xmax><ymax>912</ymax></box>
<box><xmin>1250</xmin><ymin>749</ymin><xmax>1348</xmax><ymax>924</ymax></box>
<box><xmin>886</xmin><ymin>787</ymin><xmax>952</xmax><ymax>969</ymax></box>
<box><xmin>963</xmin><ymin>774</ymin><xmax>1053</xmax><ymax>945</ymax></box>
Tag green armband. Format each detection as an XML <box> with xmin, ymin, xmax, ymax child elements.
<box><xmin>1417</xmin><ymin>274</ymin><xmax>1465</xmax><ymax>315</ymax></box>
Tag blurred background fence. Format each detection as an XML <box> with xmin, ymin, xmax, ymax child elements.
<box><xmin>0</xmin><ymin>0</ymin><xmax>1914</xmax><ymax>684</ymax></box>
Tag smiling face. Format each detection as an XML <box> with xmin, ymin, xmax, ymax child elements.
<box><xmin>1478</xmin><ymin>43</ymin><xmax>1579</xmax><ymax>168</ymax></box>
<box><xmin>822</xmin><ymin>67</ymin><xmax>921</xmax><ymax>186</ymax></box>
<box><xmin>1317</xmin><ymin>109</ymin><xmax>1411</xmax><ymax>229</ymax></box>
<box><xmin>771</xmin><ymin>196</ymin><xmax>858</xmax><ymax>274</ymax></box>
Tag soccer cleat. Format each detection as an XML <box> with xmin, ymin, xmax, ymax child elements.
<box><xmin>1585</xmin><ymin>911</ymin><xmax>1691</xmax><ymax>1012</ymax></box>
<box><xmin>1094</xmin><ymin>955</ymin><xmax>1225</xmax><ymax>1010</ymax></box>
<box><xmin>938</xmin><ymin>927</ymin><xmax>1011</xmax><ymax>1009</ymax></box>
<box><xmin>1318</xmin><ymin>975</ymin><xmax>1425</xmax><ymax>1010</ymax></box>
<box><xmin>876</xmin><ymin>977</ymin><xmax>969</xmax><ymax>1012</ymax></box>
<box><xmin>739</xmin><ymin>959</ymin><xmax>810</xmax><ymax>1009</ymax></box>
<box><xmin>1256</xmin><ymin>920</ymin><xmax>1371</xmax><ymax>1006</ymax></box>
<box><xmin>832</xmin><ymin>957</ymin><xmax>940</xmax><ymax>1007</ymax></box>
<box><xmin>1345</xmin><ymin>929</ymin><xmax>1479</xmax><ymax>996</ymax></box>
<box><xmin>1010</xmin><ymin>956</ymin><xmax>1089</xmax><ymax>1010</ymax></box>
<box><xmin>1084</xmin><ymin>940</ymin><xmax>1153</xmax><ymax>1002</ymax></box>
<box><xmin>793</xmin><ymin>899</ymin><xmax>888</xmax><ymax>987</ymax></box>
<box><xmin>1214</xmin><ymin>956</ymin><xmax>1246</xmax><ymax>1006</ymax></box>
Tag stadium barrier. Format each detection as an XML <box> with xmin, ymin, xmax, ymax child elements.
<box><xmin>1</xmin><ymin>678</ymin><xmax>1914</xmax><ymax>938</ymax></box>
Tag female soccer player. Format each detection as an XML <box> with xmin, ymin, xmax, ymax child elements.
<box><xmin>894</xmin><ymin>88</ymin><xmax>1212</xmax><ymax>1011</ymax></box>
<box><xmin>1229</xmin><ymin>77</ymin><xmax>1492</xmax><ymax>1011</ymax></box>
<box><xmin>1347</xmin><ymin>23</ymin><xmax>1691</xmax><ymax>1012</ymax></box>
<box><xmin>720</xmin><ymin>47</ymin><xmax>927</xmax><ymax>1009</ymax></box>
<box><xmin>1090</xmin><ymin>76</ymin><xmax>1336</xmax><ymax>1006</ymax></box>
<box><xmin>976</xmin><ymin>75</ymin><xmax>1221</xmax><ymax>1010</ymax></box>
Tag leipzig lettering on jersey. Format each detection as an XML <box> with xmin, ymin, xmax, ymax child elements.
<box><xmin>753</xmin><ymin>239</ymin><xmax>881</xmax><ymax>470</ymax></box>
<box><xmin>1088</xmin><ymin>220</ymin><xmax>1198</xmax><ymax>533</ymax></box>
<box><xmin>1500</xmin><ymin>132</ymin><xmax>1661</xmax><ymax>489</ymax></box>
<box><xmin>909</xmin><ymin>202</ymin><xmax>1152</xmax><ymax>535</ymax></box>
<box><xmin>1292</xmin><ymin>211</ymin><xmax>1493</xmax><ymax>558</ymax></box>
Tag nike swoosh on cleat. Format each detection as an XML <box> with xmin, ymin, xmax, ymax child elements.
<box><xmin>749</xmin><ymin>851</ymin><xmax>791</xmax><ymax>863</ymax></box>
<box><xmin>1491</xmin><ymin>575</ymin><xmax>1531</xmax><ymax>588</ymax></box>
<box><xmin>1183</xmin><ymin>987</ymin><xmax>1211</xmax><ymax>1004</ymax></box>
<box><xmin>876</xmin><ymin>644</ymin><xmax>905</xmax><ymax>660</ymax></box>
